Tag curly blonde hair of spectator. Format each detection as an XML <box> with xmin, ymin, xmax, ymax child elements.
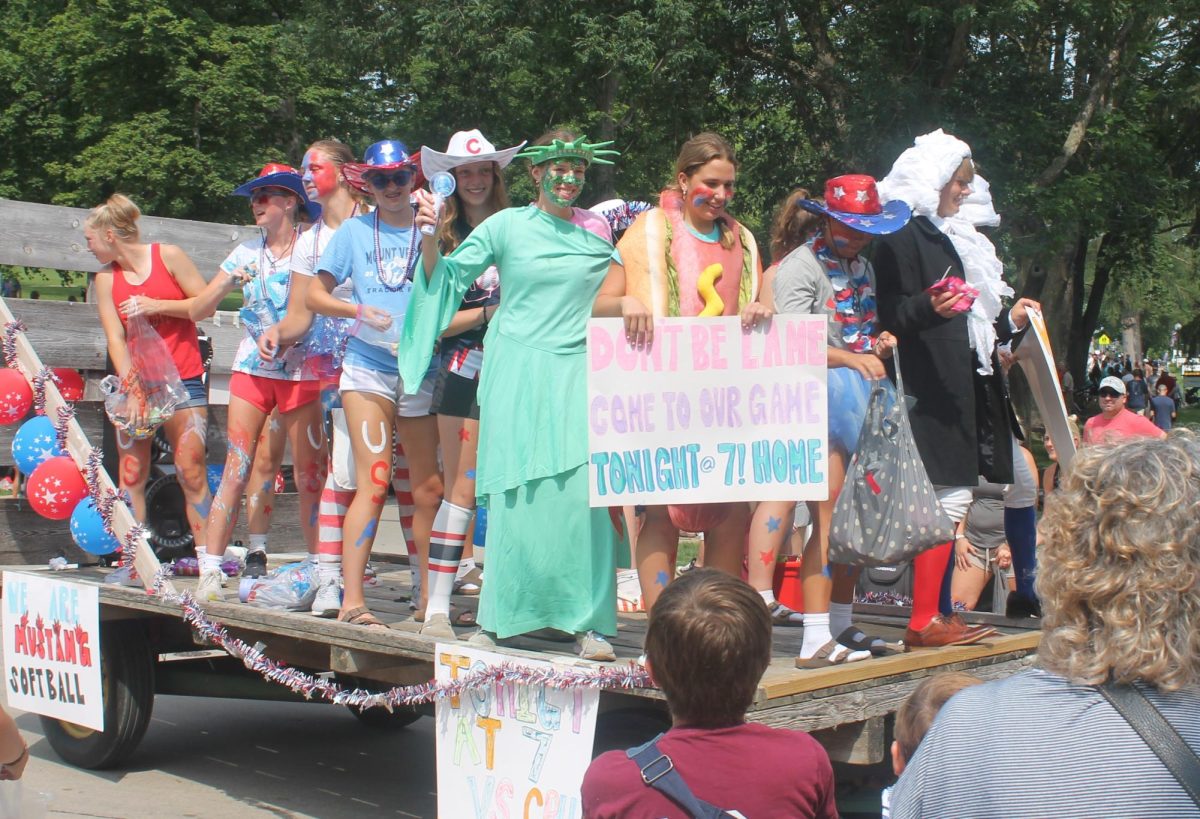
<box><xmin>1037</xmin><ymin>431</ymin><xmax>1200</xmax><ymax>691</ymax></box>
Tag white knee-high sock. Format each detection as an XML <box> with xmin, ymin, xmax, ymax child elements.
<box><xmin>426</xmin><ymin>500</ymin><xmax>472</xmax><ymax>618</ymax></box>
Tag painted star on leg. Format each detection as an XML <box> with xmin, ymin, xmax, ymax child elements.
<box><xmin>766</xmin><ymin>515</ymin><xmax>782</xmax><ymax>533</ymax></box>
<box><xmin>458</xmin><ymin>428</ymin><xmax>471</xmax><ymax>442</ymax></box>
<box><xmin>758</xmin><ymin>549</ymin><xmax>774</xmax><ymax>567</ymax></box>
<box><xmin>655</xmin><ymin>570</ymin><xmax>670</xmax><ymax>588</ymax></box>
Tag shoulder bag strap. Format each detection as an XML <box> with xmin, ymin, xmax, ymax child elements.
<box><xmin>1098</xmin><ymin>682</ymin><xmax>1200</xmax><ymax>807</ymax></box>
<box><xmin>626</xmin><ymin>736</ymin><xmax>730</xmax><ymax>818</ymax></box>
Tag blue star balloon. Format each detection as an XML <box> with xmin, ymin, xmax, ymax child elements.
<box><xmin>12</xmin><ymin>416</ymin><xmax>63</xmax><ymax>475</ymax></box>
<box><xmin>70</xmin><ymin>497</ymin><xmax>119</xmax><ymax>555</ymax></box>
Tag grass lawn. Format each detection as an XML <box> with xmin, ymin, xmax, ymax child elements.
<box><xmin>3</xmin><ymin>266</ymin><xmax>243</xmax><ymax>311</ymax></box>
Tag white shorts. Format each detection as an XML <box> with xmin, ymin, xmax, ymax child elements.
<box><xmin>339</xmin><ymin>362</ymin><xmax>435</xmax><ymax>418</ymax></box>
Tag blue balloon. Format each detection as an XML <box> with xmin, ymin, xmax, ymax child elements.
<box><xmin>207</xmin><ymin>464</ymin><xmax>224</xmax><ymax>496</ymax></box>
<box><xmin>12</xmin><ymin>416</ymin><xmax>63</xmax><ymax>475</ymax></box>
<box><xmin>70</xmin><ymin>497</ymin><xmax>119</xmax><ymax>555</ymax></box>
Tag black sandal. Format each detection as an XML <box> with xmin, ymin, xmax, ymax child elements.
<box><xmin>836</xmin><ymin>626</ymin><xmax>890</xmax><ymax>656</ymax></box>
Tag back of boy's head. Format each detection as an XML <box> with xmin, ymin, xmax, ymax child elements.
<box><xmin>644</xmin><ymin>568</ymin><xmax>771</xmax><ymax>728</ymax></box>
<box><xmin>894</xmin><ymin>672</ymin><xmax>983</xmax><ymax>763</ymax></box>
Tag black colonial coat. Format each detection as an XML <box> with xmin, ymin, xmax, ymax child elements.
<box><xmin>872</xmin><ymin>216</ymin><xmax>1021</xmax><ymax>487</ymax></box>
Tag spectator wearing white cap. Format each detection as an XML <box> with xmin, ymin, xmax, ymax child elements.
<box><xmin>1083</xmin><ymin>375</ymin><xmax>1167</xmax><ymax>443</ymax></box>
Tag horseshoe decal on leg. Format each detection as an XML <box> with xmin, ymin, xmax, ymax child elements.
<box><xmin>361</xmin><ymin>421</ymin><xmax>387</xmax><ymax>454</ymax></box>
<box><xmin>306</xmin><ymin>423</ymin><xmax>325</xmax><ymax>451</ymax></box>
<box><xmin>115</xmin><ymin>428</ymin><xmax>134</xmax><ymax>451</ymax></box>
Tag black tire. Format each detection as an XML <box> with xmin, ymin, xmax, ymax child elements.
<box><xmin>40</xmin><ymin>622</ymin><xmax>155</xmax><ymax>770</ymax></box>
<box><xmin>347</xmin><ymin>703</ymin><xmax>423</xmax><ymax>730</ymax></box>
<box><xmin>591</xmin><ymin>707</ymin><xmax>671</xmax><ymax>757</ymax></box>
<box><xmin>144</xmin><ymin>471</ymin><xmax>194</xmax><ymax>560</ymax></box>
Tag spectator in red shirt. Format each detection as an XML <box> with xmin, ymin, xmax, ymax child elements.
<box><xmin>1083</xmin><ymin>376</ymin><xmax>1167</xmax><ymax>443</ymax></box>
<box><xmin>581</xmin><ymin>569</ymin><xmax>838</xmax><ymax>818</ymax></box>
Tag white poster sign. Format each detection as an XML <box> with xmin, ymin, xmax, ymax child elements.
<box><xmin>2</xmin><ymin>572</ymin><xmax>102</xmax><ymax>731</ymax></box>
<box><xmin>586</xmin><ymin>316</ymin><xmax>829</xmax><ymax>505</ymax></box>
<box><xmin>435</xmin><ymin>644</ymin><xmax>599</xmax><ymax>819</ymax></box>
<box><xmin>1013</xmin><ymin>309</ymin><xmax>1077</xmax><ymax>472</ymax></box>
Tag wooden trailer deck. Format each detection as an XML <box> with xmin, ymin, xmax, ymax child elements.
<box><xmin>53</xmin><ymin>557</ymin><xmax>1040</xmax><ymax>762</ymax></box>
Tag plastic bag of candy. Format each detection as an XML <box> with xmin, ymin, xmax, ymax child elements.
<box><xmin>100</xmin><ymin>315</ymin><xmax>189</xmax><ymax>438</ymax></box>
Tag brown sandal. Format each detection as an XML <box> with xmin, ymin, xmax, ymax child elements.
<box><xmin>339</xmin><ymin>606</ymin><xmax>387</xmax><ymax>629</ymax></box>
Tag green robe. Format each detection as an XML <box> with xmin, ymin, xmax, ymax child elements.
<box><xmin>400</xmin><ymin>205</ymin><xmax>623</xmax><ymax>638</ymax></box>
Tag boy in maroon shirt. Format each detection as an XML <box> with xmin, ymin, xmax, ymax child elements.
<box><xmin>581</xmin><ymin>569</ymin><xmax>838</xmax><ymax>818</ymax></box>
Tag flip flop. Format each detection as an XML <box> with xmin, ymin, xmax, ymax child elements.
<box><xmin>452</xmin><ymin>608</ymin><xmax>477</xmax><ymax>627</ymax></box>
<box><xmin>835</xmin><ymin>626</ymin><xmax>890</xmax><ymax>656</ymax></box>
<box><xmin>795</xmin><ymin>639</ymin><xmax>873</xmax><ymax>669</ymax></box>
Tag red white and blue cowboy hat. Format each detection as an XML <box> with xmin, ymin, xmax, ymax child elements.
<box><xmin>798</xmin><ymin>174</ymin><xmax>911</xmax><ymax>235</ymax></box>
<box><xmin>341</xmin><ymin>139</ymin><xmax>424</xmax><ymax>194</ymax></box>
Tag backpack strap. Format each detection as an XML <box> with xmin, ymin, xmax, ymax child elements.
<box><xmin>1099</xmin><ymin>683</ymin><xmax>1200</xmax><ymax>807</ymax></box>
<box><xmin>627</xmin><ymin>734</ymin><xmax>731</xmax><ymax>818</ymax></box>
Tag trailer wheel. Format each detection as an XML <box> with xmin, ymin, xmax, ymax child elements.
<box><xmin>347</xmin><ymin>703</ymin><xmax>423</xmax><ymax>730</ymax></box>
<box><xmin>40</xmin><ymin>622</ymin><xmax>155</xmax><ymax>770</ymax></box>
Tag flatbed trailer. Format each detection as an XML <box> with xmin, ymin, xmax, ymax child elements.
<box><xmin>15</xmin><ymin>560</ymin><xmax>1040</xmax><ymax>771</ymax></box>
<box><xmin>0</xmin><ymin>197</ymin><xmax>1042</xmax><ymax>773</ymax></box>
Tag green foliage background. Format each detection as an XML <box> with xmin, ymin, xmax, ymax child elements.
<box><xmin>1</xmin><ymin>0</ymin><xmax>1197</xmax><ymax>371</ymax></box>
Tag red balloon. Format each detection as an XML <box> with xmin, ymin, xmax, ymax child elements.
<box><xmin>667</xmin><ymin>502</ymin><xmax>734</xmax><ymax>533</ymax></box>
<box><xmin>0</xmin><ymin>368</ymin><xmax>32</xmax><ymax>425</ymax></box>
<box><xmin>27</xmin><ymin>455</ymin><xmax>88</xmax><ymax>520</ymax></box>
<box><xmin>51</xmin><ymin>368</ymin><xmax>85</xmax><ymax>402</ymax></box>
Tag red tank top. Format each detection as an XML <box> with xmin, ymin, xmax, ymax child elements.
<box><xmin>109</xmin><ymin>244</ymin><xmax>204</xmax><ymax>379</ymax></box>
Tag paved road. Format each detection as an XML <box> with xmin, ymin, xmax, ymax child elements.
<box><xmin>6</xmin><ymin>692</ymin><xmax>438</xmax><ymax>818</ymax></box>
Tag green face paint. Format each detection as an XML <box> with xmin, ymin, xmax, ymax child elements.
<box><xmin>541</xmin><ymin>169</ymin><xmax>584</xmax><ymax>207</ymax></box>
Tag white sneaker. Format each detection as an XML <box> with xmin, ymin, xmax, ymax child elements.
<box><xmin>311</xmin><ymin>577</ymin><xmax>342</xmax><ymax>617</ymax></box>
<box><xmin>196</xmin><ymin>570</ymin><xmax>225</xmax><ymax>602</ymax></box>
<box><xmin>575</xmin><ymin>631</ymin><xmax>616</xmax><ymax>662</ymax></box>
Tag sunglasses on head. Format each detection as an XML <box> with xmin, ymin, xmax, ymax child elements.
<box><xmin>364</xmin><ymin>169</ymin><xmax>414</xmax><ymax>189</ymax></box>
<box><xmin>1098</xmin><ymin>389</ymin><xmax>1121</xmax><ymax>398</ymax></box>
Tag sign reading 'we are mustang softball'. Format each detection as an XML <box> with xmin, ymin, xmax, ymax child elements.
<box><xmin>2</xmin><ymin>572</ymin><xmax>103</xmax><ymax>731</ymax></box>
<box><xmin>586</xmin><ymin>316</ymin><xmax>829</xmax><ymax>506</ymax></box>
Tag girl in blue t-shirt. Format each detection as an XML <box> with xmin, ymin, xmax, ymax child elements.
<box><xmin>306</xmin><ymin>140</ymin><xmax>443</xmax><ymax>628</ymax></box>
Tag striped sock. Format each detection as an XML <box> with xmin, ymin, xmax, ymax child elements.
<box><xmin>426</xmin><ymin>501</ymin><xmax>471</xmax><ymax>618</ymax></box>
<box><xmin>317</xmin><ymin>473</ymin><xmax>353</xmax><ymax>559</ymax></box>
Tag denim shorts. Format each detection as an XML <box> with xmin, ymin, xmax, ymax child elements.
<box><xmin>177</xmin><ymin>376</ymin><xmax>208</xmax><ymax>410</ymax></box>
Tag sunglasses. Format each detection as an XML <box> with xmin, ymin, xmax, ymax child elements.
<box><xmin>251</xmin><ymin>188</ymin><xmax>291</xmax><ymax>202</ymax></box>
<box><xmin>364</xmin><ymin>169</ymin><xmax>414</xmax><ymax>190</ymax></box>
<box><xmin>1098</xmin><ymin>389</ymin><xmax>1122</xmax><ymax>398</ymax></box>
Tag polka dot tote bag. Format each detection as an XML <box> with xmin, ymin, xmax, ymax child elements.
<box><xmin>829</xmin><ymin>349</ymin><xmax>955</xmax><ymax>567</ymax></box>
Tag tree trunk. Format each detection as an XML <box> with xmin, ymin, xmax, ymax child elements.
<box><xmin>1121</xmin><ymin>306</ymin><xmax>1143</xmax><ymax>367</ymax></box>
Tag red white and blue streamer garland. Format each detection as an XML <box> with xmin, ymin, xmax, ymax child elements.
<box><xmin>6</xmin><ymin>317</ymin><xmax>650</xmax><ymax>706</ymax></box>
<box><xmin>155</xmin><ymin>570</ymin><xmax>650</xmax><ymax>709</ymax></box>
